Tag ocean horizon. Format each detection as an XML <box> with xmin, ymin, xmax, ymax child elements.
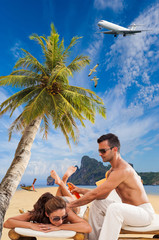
<box><xmin>17</xmin><ymin>184</ymin><xmax>159</xmax><ymax>195</ymax></box>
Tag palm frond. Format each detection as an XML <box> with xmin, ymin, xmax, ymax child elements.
<box><xmin>69</xmin><ymin>85</ymin><xmax>105</xmax><ymax>103</ymax></box>
<box><xmin>58</xmin><ymin>93</ymin><xmax>85</xmax><ymax>126</ymax></box>
<box><xmin>8</xmin><ymin>113</ymin><xmax>24</xmax><ymax>141</ymax></box>
<box><xmin>49</xmin><ymin>64</ymin><xmax>72</xmax><ymax>85</ymax></box>
<box><xmin>0</xmin><ymin>74</ymin><xmax>40</xmax><ymax>88</ymax></box>
<box><xmin>67</xmin><ymin>55</ymin><xmax>90</xmax><ymax>73</ymax></box>
<box><xmin>9</xmin><ymin>87</ymin><xmax>42</xmax><ymax>117</ymax></box>
<box><xmin>22</xmin><ymin>88</ymin><xmax>48</xmax><ymax>123</ymax></box>
<box><xmin>29</xmin><ymin>34</ymin><xmax>47</xmax><ymax>55</ymax></box>
<box><xmin>40</xmin><ymin>114</ymin><xmax>49</xmax><ymax>139</ymax></box>
<box><xmin>62</xmin><ymin>89</ymin><xmax>103</xmax><ymax>123</ymax></box>
<box><xmin>14</xmin><ymin>49</ymin><xmax>47</xmax><ymax>76</ymax></box>
<box><xmin>58</xmin><ymin>122</ymin><xmax>71</xmax><ymax>147</ymax></box>
<box><xmin>0</xmin><ymin>88</ymin><xmax>31</xmax><ymax>114</ymax></box>
<box><xmin>50</xmin><ymin>23</ymin><xmax>57</xmax><ymax>35</ymax></box>
<box><xmin>62</xmin><ymin>36</ymin><xmax>82</xmax><ymax>60</ymax></box>
<box><xmin>60</xmin><ymin>112</ymin><xmax>79</xmax><ymax>140</ymax></box>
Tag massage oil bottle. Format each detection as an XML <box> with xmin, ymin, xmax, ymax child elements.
<box><xmin>67</xmin><ymin>183</ymin><xmax>81</xmax><ymax>199</ymax></box>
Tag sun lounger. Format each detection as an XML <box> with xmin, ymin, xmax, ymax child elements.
<box><xmin>107</xmin><ymin>191</ymin><xmax>159</xmax><ymax>239</ymax></box>
<box><xmin>120</xmin><ymin>213</ymin><xmax>159</xmax><ymax>239</ymax></box>
<box><xmin>8</xmin><ymin>190</ymin><xmax>159</xmax><ymax>240</ymax></box>
<box><xmin>8</xmin><ymin>205</ymin><xmax>89</xmax><ymax>240</ymax></box>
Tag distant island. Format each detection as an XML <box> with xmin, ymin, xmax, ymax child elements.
<box><xmin>47</xmin><ymin>156</ymin><xmax>159</xmax><ymax>185</ymax></box>
<box><xmin>47</xmin><ymin>175</ymin><xmax>55</xmax><ymax>186</ymax></box>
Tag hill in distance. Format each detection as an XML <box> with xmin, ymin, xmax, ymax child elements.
<box><xmin>68</xmin><ymin>156</ymin><xmax>159</xmax><ymax>186</ymax></box>
<box><xmin>68</xmin><ymin>155</ymin><xmax>111</xmax><ymax>185</ymax></box>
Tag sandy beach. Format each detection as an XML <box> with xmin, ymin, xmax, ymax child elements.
<box><xmin>2</xmin><ymin>187</ymin><xmax>159</xmax><ymax>240</ymax></box>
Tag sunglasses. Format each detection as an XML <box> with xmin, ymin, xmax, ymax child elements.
<box><xmin>51</xmin><ymin>213</ymin><xmax>68</xmax><ymax>222</ymax></box>
<box><xmin>98</xmin><ymin>147</ymin><xmax>113</xmax><ymax>154</ymax></box>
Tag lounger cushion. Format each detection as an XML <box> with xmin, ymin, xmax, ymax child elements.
<box><xmin>122</xmin><ymin>214</ymin><xmax>159</xmax><ymax>232</ymax></box>
<box><xmin>15</xmin><ymin>228</ymin><xmax>76</xmax><ymax>238</ymax></box>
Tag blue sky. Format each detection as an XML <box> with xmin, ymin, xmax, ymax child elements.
<box><xmin>0</xmin><ymin>0</ymin><xmax>159</xmax><ymax>185</ymax></box>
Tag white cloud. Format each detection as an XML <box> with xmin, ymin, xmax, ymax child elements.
<box><xmin>143</xmin><ymin>147</ymin><xmax>152</xmax><ymax>151</ymax></box>
<box><xmin>10</xmin><ymin>41</ymin><xmax>22</xmax><ymax>59</ymax></box>
<box><xmin>137</xmin><ymin>84</ymin><xmax>159</xmax><ymax>106</ymax></box>
<box><xmin>106</xmin><ymin>2</ymin><xmax>159</xmax><ymax>103</ymax></box>
<box><xmin>0</xmin><ymin>89</ymin><xmax>10</xmax><ymax>104</ymax></box>
<box><xmin>94</xmin><ymin>0</ymin><xmax>124</xmax><ymax>11</ymax></box>
<box><xmin>86</xmin><ymin>33</ymin><xmax>104</xmax><ymax>59</ymax></box>
<box><xmin>96</xmin><ymin>89</ymin><xmax>159</xmax><ymax>155</ymax></box>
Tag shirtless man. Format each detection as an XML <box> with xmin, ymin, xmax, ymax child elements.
<box><xmin>68</xmin><ymin>133</ymin><xmax>155</xmax><ymax>240</ymax></box>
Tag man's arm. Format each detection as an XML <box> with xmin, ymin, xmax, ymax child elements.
<box><xmin>67</xmin><ymin>183</ymin><xmax>112</xmax><ymax>208</ymax></box>
<box><xmin>76</xmin><ymin>188</ymin><xmax>90</xmax><ymax>195</ymax></box>
<box><xmin>68</xmin><ymin>169</ymin><xmax>128</xmax><ymax>208</ymax></box>
<box><xmin>68</xmin><ymin>182</ymin><xmax>90</xmax><ymax>195</ymax></box>
<box><xmin>67</xmin><ymin>189</ymin><xmax>97</xmax><ymax>208</ymax></box>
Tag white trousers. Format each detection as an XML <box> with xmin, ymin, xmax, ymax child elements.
<box><xmin>88</xmin><ymin>198</ymin><xmax>155</xmax><ymax>240</ymax></box>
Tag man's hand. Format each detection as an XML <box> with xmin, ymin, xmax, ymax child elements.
<box><xmin>67</xmin><ymin>182</ymin><xmax>90</xmax><ymax>195</ymax></box>
<box><xmin>67</xmin><ymin>182</ymin><xmax>81</xmax><ymax>194</ymax></box>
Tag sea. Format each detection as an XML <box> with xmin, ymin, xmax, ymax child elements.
<box><xmin>17</xmin><ymin>184</ymin><xmax>159</xmax><ymax>195</ymax></box>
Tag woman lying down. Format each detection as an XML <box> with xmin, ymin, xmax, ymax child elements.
<box><xmin>4</xmin><ymin>167</ymin><xmax>91</xmax><ymax>234</ymax></box>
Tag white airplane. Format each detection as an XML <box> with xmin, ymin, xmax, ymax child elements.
<box><xmin>98</xmin><ymin>20</ymin><xmax>147</xmax><ymax>37</ymax></box>
<box><xmin>91</xmin><ymin>76</ymin><xmax>99</xmax><ymax>88</ymax></box>
<box><xmin>88</xmin><ymin>63</ymin><xmax>99</xmax><ymax>77</ymax></box>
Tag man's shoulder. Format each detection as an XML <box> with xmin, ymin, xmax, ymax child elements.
<box><xmin>114</xmin><ymin>164</ymin><xmax>134</xmax><ymax>177</ymax></box>
<box><xmin>111</xmin><ymin>167</ymin><xmax>130</xmax><ymax>180</ymax></box>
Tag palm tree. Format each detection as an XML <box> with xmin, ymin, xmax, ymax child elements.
<box><xmin>0</xmin><ymin>24</ymin><xmax>106</xmax><ymax>237</ymax></box>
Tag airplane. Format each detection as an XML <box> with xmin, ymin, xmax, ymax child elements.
<box><xmin>91</xmin><ymin>76</ymin><xmax>99</xmax><ymax>88</ymax></box>
<box><xmin>98</xmin><ymin>20</ymin><xmax>148</xmax><ymax>37</ymax></box>
<box><xmin>88</xmin><ymin>63</ymin><xmax>99</xmax><ymax>77</ymax></box>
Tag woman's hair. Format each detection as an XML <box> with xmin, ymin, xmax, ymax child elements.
<box><xmin>45</xmin><ymin>196</ymin><xmax>66</xmax><ymax>216</ymax></box>
<box><xmin>29</xmin><ymin>192</ymin><xmax>66</xmax><ymax>223</ymax></box>
<box><xmin>29</xmin><ymin>192</ymin><xmax>53</xmax><ymax>223</ymax></box>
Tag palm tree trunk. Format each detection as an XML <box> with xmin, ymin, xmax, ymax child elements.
<box><xmin>0</xmin><ymin>117</ymin><xmax>41</xmax><ymax>239</ymax></box>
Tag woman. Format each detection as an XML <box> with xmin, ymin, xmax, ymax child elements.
<box><xmin>4</xmin><ymin>192</ymin><xmax>91</xmax><ymax>233</ymax></box>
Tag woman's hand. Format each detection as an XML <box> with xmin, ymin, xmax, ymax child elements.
<box><xmin>38</xmin><ymin>223</ymin><xmax>59</xmax><ymax>232</ymax></box>
<box><xmin>29</xmin><ymin>223</ymin><xmax>45</xmax><ymax>231</ymax></box>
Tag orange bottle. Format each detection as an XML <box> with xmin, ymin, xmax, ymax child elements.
<box><xmin>67</xmin><ymin>183</ymin><xmax>80</xmax><ymax>199</ymax></box>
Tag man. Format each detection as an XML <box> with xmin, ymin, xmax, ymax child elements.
<box><xmin>68</xmin><ymin>133</ymin><xmax>155</xmax><ymax>240</ymax></box>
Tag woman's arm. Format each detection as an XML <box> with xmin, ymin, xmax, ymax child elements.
<box><xmin>59</xmin><ymin>208</ymin><xmax>91</xmax><ymax>233</ymax></box>
<box><xmin>3</xmin><ymin>212</ymin><xmax>32</xmax><ymax>229</ymax></box>
<box><xmin>3</xmin><ymin>212</ymin><xmax>46</xmax><ymax>232</ymax></box>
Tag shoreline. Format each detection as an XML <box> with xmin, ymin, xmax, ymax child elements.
<box><xmin>2</xmin><ymin>187</ymin><xmax>159</xmax><ymax>240</ymax></box>
<box><xmin>17</xmin><ymin>184</ymin><xmax>159</xmax><ymax>195</ymax></box>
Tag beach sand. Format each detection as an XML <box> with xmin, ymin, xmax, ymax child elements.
<box><xmin>2</xmin><ymin>187</ymin><xmax>159</xmax><ymax>240</ymax></box>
